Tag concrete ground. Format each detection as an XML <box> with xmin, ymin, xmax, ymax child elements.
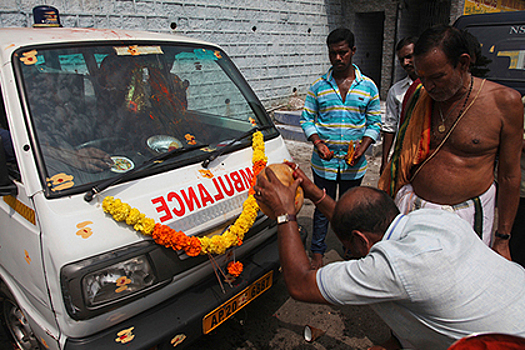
<box><xmin>191</xmin><ymin>140</ymin><xmax>390</xmax><ymax>350</ymax></box>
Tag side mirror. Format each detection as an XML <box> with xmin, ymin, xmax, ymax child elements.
<box><xmin>0</xmin><ymin>135</ymin><xmax>17</xmax><ymax>197</ymax></box>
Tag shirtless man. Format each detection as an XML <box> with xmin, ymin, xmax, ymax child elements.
<box><xmin>378</xmin><ymin>25</ymin><xmax>523</xmax><ymax>259</ymax></box>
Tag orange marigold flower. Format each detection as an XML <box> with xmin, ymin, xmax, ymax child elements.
<box><xmin>227</xmin><ymin>261</ymin><xmax>243</xmax><ymax>277</ymax></box>
<box><xmin>185</xmin><ymin>236</ymin><xmax>202</xmax><ymax>256</ymax></box>
<box><xmin>172</xmin><ymin>230</ymin><xmax>190</xmax><ymax>251</ymax></box>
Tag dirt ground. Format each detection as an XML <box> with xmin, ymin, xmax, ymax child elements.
<box><xmin>191</xmin><ymin>140</ymin><xmax>391</xmax><ymax>350</ymax></box>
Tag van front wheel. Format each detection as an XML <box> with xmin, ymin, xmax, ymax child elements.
<box><xmin>1</xmin><ymin>290</ymin><xmax>40</xmax><ymax>350</ymax></box>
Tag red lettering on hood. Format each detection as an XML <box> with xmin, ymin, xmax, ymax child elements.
<box><xmin>198</xmin><ymin>183</ymin><xmax>214</xmax><ymax>207</ymax></box>
<box><xmin>230</xmin><ymin>171</ymin><xmax>245</xmax><ymax>192</ymax></box>
<box><xmin>181</xmin><ymin>187</ymin><xmax>201</xmax><ymax>212</ymax></box>
<box><xmin>239</xmin><ymin>167</ymin><xmax>253</xmax><ymax>189</ymax></box>
<box><xmin>212</xmin><ymin>177</ymin><xmax>224</xmax><ymax>201</ymax></box>
<box><xmin>167</xmin><ymin>191</ymin><xmax>185</xmax><ymax>217</ymax></box>
<box><xmin>219</xmin><ymin>175</ymin><xmax>235</xmax><ymax>197</ymax></box>
<box><xmin>152</xmin><ymin>196</ymin><xmax>173</xmax><ymax>222</ymax></box>
<box><xmin>153</xmin><ymin>168</ymin><xmax>254</xmax><ymax>223</ymax></box>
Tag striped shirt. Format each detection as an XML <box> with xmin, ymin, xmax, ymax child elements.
<box><xmin>300</xmin><ymin>65</ymin><xmax>381</xmax><ymax>180</ymax></box>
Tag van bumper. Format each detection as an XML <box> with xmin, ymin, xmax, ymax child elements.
<box><xmin>63</xmin><ymin>225</ymin><xmax>306</xmax><ymax>350</ymax></box>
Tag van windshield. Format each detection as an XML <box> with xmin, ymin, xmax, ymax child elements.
<box><xmin>16</xmin><ymin>43</ymin><xmax>274</xmax><ymax>196</ymax></box>
<box><xmin>465</xmin><ymin>24</ymin><xmax>525</xmax><ymax>86</ymax></box>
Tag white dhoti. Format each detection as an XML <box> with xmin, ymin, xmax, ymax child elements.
<box><xmin>394</xmin><ymin>183</ymin><xmax>496</xmax><ymax>246</ymax></box>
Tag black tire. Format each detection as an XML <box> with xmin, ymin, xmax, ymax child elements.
<box><xmin>1</xmin><ymin>285</ymin><xmax>41</xmax><ymax>350</ymax></box>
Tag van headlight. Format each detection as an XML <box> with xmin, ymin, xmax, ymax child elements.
<box><xmin>83</xmin><ymin>255</ymin><xmax>156</xmax><ymax>306</ymax></box>
<box><xmin>61</xmin><ymin>241</ymin><xmax>171</xmax><ymax>320</ymax></box>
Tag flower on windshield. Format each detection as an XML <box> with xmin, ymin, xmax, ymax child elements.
<box><xmin>185</xmin><ymin>133</ymin><xmax>197</xmax><ymax>145</ymax></box>
<box><xmin>127</xmin><ymin>45</ymin><xmax>140</xmax><ymax>56</ymax></box>
<box><xmin>20</xmin><ymin>50</ymin><xmax>38</xmax><ymax>65</ymax></box>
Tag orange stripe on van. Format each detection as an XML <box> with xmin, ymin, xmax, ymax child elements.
<box><xmin>3</xmin><ymin>195</ymin><xmax>36</xmax><ymax>225</ymax></box>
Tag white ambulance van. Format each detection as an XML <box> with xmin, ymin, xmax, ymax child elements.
<box><xmin>0</xmin><ymin>9</ymin><xmax>298</xmax><ymax>350</ymax></box>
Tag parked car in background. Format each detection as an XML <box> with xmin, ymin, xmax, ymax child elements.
<box><xmin>454</xmin><ymin>10</ymin><xmax>525</xmax><ymax>95</ymax></box>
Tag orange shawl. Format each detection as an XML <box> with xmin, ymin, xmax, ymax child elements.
<box><xmin>378</xmin><ymin>84</ymin><xmax>432</xmax><ymax>197</ymax></box>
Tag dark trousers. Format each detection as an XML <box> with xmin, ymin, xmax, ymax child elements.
<box><xmin>311</xmin><ymin>171</ymin><xmax>362</xmax><ymax>255</ymax></box>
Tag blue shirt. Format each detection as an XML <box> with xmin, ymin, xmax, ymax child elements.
<box><xmin>300</xmin><ymin>65</ymin><xmax>381</xmax><ymax>180</ymax></box>
<box><xmin>317</xmin><ymin>210</ymin><xmax>525</xmax><ymax>349</ymax></box>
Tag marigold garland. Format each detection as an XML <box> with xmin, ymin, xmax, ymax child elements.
<box><xmin>102</xmin><ymin>131</ymin><xmax>267</xmax><ymax>266</ymax></box>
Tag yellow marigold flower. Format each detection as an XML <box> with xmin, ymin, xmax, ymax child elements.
<box><xmin>198</xmin><ymin>237</ymin><xmax>211</xmax><ymax>254</ymax></box>
<box><xmin>141</xmin><ymin>217</ymin><xmax>156</xmax><ymax>235</ymax></box>
<box><xmin>222</xmin><ymin>232</ymin><xmax>237</xmax><ymax>247</ymax></box>
<box><xmin>210</xmin><ymin>235</ymin><xmax>227</xmax><ymax>255</ymax></box>
<box><xmin>125</xmin><ymin>208</ymin><xmax>141</xmax><ymax>226</ymax></box>
<box><xmin>113</xmin><ymin>202</ymin><xmax>131</xmax><ymax>222</ymax></box>
<box><xmin>102</xmin><ymin>196</ymin><xmax>116</xmax><ymax>214</ymax></box>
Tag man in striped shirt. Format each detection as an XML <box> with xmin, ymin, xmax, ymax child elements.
<box><xmin>300</xmin><ymin>27</ymin><xmax>381</xmax><ymax>269</ymax></box>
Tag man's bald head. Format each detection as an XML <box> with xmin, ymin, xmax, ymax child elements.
<box><xmin>332</xmin><ymin>187</ymin><xmax>400</xmax><ymax>241</ymax></box>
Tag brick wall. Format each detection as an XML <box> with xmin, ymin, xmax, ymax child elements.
<box><xmin>0</xmin><ymin>0</ymin><xmax>346</xmax><ymax>108</ymax></box>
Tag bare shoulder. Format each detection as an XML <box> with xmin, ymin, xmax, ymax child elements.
<box><xmin>482</xmin><ymin>79</ymin><xmax>522</xmax><ymax>107</ymax></box>
<box><xmin>481</xmin><ymin>79</ymin><xmax>523</xmax><ymax>121</ymax></box>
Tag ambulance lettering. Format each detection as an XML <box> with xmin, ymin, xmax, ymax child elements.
<box><xmin>151</xmin><ymin>167</ymin><xmax>253</xmax><ymax>223</ymax></box>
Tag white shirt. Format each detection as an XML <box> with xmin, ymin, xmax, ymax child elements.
<box><xmin>316</xmin><ymin>210</ymin><xmax>525</xmax><ymax>350</ymax></box>
<box><xmin>382</xmin><ymin>75</ymin><xmax>414</xmax><ymax>133</ymax></box>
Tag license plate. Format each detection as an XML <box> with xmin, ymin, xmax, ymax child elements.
<box><xmin>202</xmin><ymin>270</ymin><xmax>273</xmax><ymax>334</ymax></box>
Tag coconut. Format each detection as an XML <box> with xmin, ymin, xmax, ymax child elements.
<box><xmin>256</xmin><ymin>163</ymin><xmax>304</xmax><ymax>219</ymax></box>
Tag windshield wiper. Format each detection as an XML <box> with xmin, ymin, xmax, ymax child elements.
<box><xmin>201</xmin><ymin>125</ymin><xmax>273</xmax><ymax>168</ymax></box>
<box><xmin>84</xmin><ymin>143</ymin><xmax>208</xmax><ymax>202</ymax></box>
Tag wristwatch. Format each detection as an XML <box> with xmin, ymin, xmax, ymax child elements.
<box><xmin>495</xmin><ymin>231</ymin><xmax>511</xmax><ymax>240</ymax></box>
<box><xmin>276</xmin><ymin>213</ymin><xmax>297</xmax><ymax>225</ymax></box>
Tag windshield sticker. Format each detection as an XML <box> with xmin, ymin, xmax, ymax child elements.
<box><xmin>185</xmin><ymin>133</ymin><xmax>197</xmax><ymax>145</ymax></box>
<box><xmin>195</xmin><ymin>48</ymin><xmax>219</xmax><ymax>60</ymax></box>
<box><xmin>47</xmin><ymin>173</ymin><xmax>75</xmax><ymax>192</ymax></box>
<box><xmin>24</xmin><ymin>250</ymin><xmax>31</xmax><ymax>265</ymax></box>
<box><xmin>114</xmin><ymin>45</ymin><xmax>164</xmax><ymax>56</ymax></box>
<box><xmin>199</xmin><ymin>169</ymin><xmax>214</xmax><ymax>179</ymax></box>
<box><xmin>20</xmin><ymin>49</ymin><xmax>38</xmax><ymax>65</ymax></box>
<box><xmin>115</xmin><ymin>327</ymin><xmax>135</xmax><ymax>344</ymax></box>
<box><xmin>76</xmin><ymin>221</ymin><xmax>94</xmax><ymax>239</ymax></box>
<box><xmin>174</xmin><ymin>49</ymin><xmax>220</xmax><ymax>61</ymax></box>
<box><xmin>249</xmin><ymin>117</ymin><xmax>257</xmax><ymax>126</ymax></box>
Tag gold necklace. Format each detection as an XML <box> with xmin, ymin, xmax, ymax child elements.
<box><xmin>437</xmin><ymin>75</ymin><xmax>473</xmax><ymax>133</ymax></box>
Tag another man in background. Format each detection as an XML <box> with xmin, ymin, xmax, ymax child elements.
<box><xmin>300</xmin><ymin>27</ymin><xmax>381</xmax><ymax>269</ymax></box>
<box><xmin>380</xmin><ymin>37</ymin><xmax>418</xmax><ymax>174</ymax></box>
<box><xmin>378</xmin><ymin>25</ymin><xmax>523</xmax><ymax>259</ymax></box>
